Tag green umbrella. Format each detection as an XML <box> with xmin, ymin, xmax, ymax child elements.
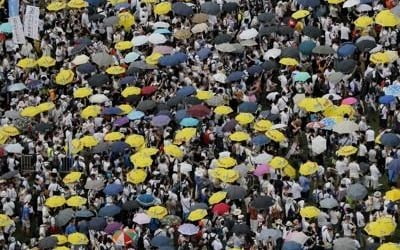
<box><xmin>294</xmin><ymin>72</ymin><xmax>311</xmax><ymax>82</ymax></box>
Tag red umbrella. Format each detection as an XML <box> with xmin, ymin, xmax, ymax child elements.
<box><xmin>187</xmin><ymin>104</ymin><xmax>211</xmax><ymax>118</ymax></box>
<box><xmin>212</xmin><ymin>203</ymin><xmax>230</xmax><ymax>215</ymax></box>
<box><xmin>141</xmin><ymin>86</ymin><xmax>157</xmax><ymax>96</ymax></box>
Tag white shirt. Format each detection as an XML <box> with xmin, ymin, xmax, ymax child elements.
<box><xmin>365</xmin><ymin>129</ymin><xmax>375</xmax><ymax>142</ymax></box>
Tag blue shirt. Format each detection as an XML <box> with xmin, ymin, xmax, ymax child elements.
<box><xmin>299</xmin><ymin>176</ymin><xmax>311</xmax><ymax>192</ymax></box>
<box><xmin>65</xmin><ymin>224</ymin><xmax>77</xmax><ymax>234</ymax></box>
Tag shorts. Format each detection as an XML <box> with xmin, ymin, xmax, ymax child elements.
<box><xmin>22</xmin><ymin>219</ymin><xmax>30</xmax><ymax>228</ymax></box>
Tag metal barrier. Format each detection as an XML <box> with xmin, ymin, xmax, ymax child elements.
<box><xmin>20</xmin><ymin>154</ymin><xmax>35</xmax><ymax>173</ymax></box>
<box><xmin>59</xmin><ymin>155</ymin><xmax>73</xmax><ymax>173</ymax></box>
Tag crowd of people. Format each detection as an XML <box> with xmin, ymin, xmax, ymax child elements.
<box><xmin>1</xmin><ymin>0</ymin><xmax>400</xmax><ymax>249</ymax></box>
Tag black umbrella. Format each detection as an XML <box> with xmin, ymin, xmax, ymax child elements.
<box><xmin>157</xmin><ymin>103</ymin><xmax>170</xmax><ymax>112</ymax></box>
<box><xmin>55</xmin><ymin>208</ymin><xmax>75</xmax><ymax>227</ymax></box>
<box><xmin>222</xmin><ymin>2</ymin><xmax>238</xmax><ymax>12</ymax></box>
<box><xmin>127</xmin><ymin>61</ymin><xmax>157</xmax><ymax>74</ymax></box>
<box><xmin>200</xmin><ymin>2</ymin><xmax>220</xmax><ymax>15</ymax></box>
<box><xmin>88</xmin><ymin>217</ymin><xmax>107</xmax><ymax>231</ymax></box>
<box><xmin>103</xmin><ymin>16</ymin><xmax>118</xmax><ymax>26</ymax></box>
<box><xmin>303</xmin><ymin>25</ymin><xmax>322</xmax><ymax>38</ymax></box>
<box><xmin>122</xmin><ymin>200</ymin><xmax>140</xmax><ymax>211</ymax></box>
<box><xmin>75</xmin><ymin>209</ymin><xmax>95</xmax><ymax>218</ymax></box>
<box><xmin>33</xmin><ymin>122</ymin><xmax>53</xmax><ymax>133</ymax></box>
<box><xmin>91</xmin><ymin>142</ymin><xmax>110</xmax><ymax>154</ymax></box>
<box><xmin>172</xmin><ymin>2</ymin><xmax>193</xmax><ymax>16</ymax></box>
<box><xmin>38</xmin><ymin>236</ymin><xmax>58</xmax><ymax>249</ymax></box>
<box><xmin>232</xmin><ymin>223</ymin><xmax>251</xmax><ymax>235</ymax></box>
<box><xmin>226</xmin><ymin>185</ymin><xmax>247</xmax><ymax>200</ymax></box>
<box><xmin>261</xmin><ymin>60</ymin><xmax>278</xmax><ymax>71</ymax></box>
<box><xmin>89</xmin><ymin>14</ymin><xmax>105</xmax><ymax>21</ymax></box>
<box><xmin>166</xmin><ymin>96</ymin><xmax>183</xmax><ymax>107</ymax></box>
<box><xmin>281</xmin><ymin>47</ymin><xmax>300</xmax><ymax>58</ymax></box>
<box><xmin>125</xmin><ymin>95</ymin><xmax>141</xmax><ymax>104</ymax></box>
<box><xmin>258</xmin><ymin>13</ymin><xmax>276</xmax><ymax>23</ymax></box>
<box><xmin>136</xmin><ymin>100</ymin><xmax>157</xmax><ymax>112</ymax></box>
<box><xmin>214</xmin><ymin>33</ymin><xmax>232</xmax><ymax>44</ymax></box>
<box><xmin>77</xmin><ymin>63</ymin><xmax>96</xmax><ymax>74</ymax></box>
<box><xmin>184</xmin><ymin>96</ymin><xmax>202</xmax><ymax>105</ymax></box>
<box><xmin>75</xmin><ymin>37</ymin><xmax>92</xmax><ymax>46</ymax></box>
<box><xmin>356</xmin><ymin>40</ymin><xmax>377</xmax><ymax>52</ymax></box>
<box><xmin>88</xmin><ymin>73</ymin><xmax>110</xmax><ymax>87</ymax></box>
<box><xmin>0</xmin><ymin>170</ymin><xmax>19</xmax><ymax>180</ymax></box>
<box><xmin>250</xmin><ymin>196</ymin><xmax>275</xmax><ymax>210</ymax></box>
<box><xmin>70</xmin><ymin>44</ymin><xmax>87</xmax><ymax>55</ymax></box>
<box><xmin>190</xmin><ymin>202</ymin><xmax>208</xmax><ymax>211</ymax></box>
<box><xmin>334</xmin><ymin>59</ymin><xmax>357</xmax><ymax>74</ymax></box>
<box><xmin>259</xmin><ymin>26</ymin><xmax>278</xmax><ymax>36</ymax></box>
<box><xmin>312</xmin><ymin>45</ymin><xmax>335</xmax><ymax>55</ymax></box>
<box><xmin>278</xmin><ymin>26</ymin><xmax>294</xmax><ymax>36</ymax></box>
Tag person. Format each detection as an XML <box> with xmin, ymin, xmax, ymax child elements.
<box><xmin>20</xmin><ymin>202</ymin><xmax>33</xmax><ymax>235</ymax></box>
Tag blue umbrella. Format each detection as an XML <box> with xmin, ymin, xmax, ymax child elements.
<box><xmin>113</xmin><ymin>117</ymin><xmax>130</xmax><ymax>127</ymax></box>
<box><xmin>197</xmin><ymin>47</ymin><xmax>211</xmax><ymax>60</ymax></box>
<box><xmin>180</xmin><ymin>117</ymin><xmax>199</xmax><ymax>127</ymax></box>
<box><xmin>159</xmin><ymin>53</ymin><xmax>188</xmax><ymax>66</ymax></box>
<box><xmin>282</xmin><ymin>241</ymin><xmax>303</xmax><ymax>250</ymax></box>
<box><xmin>252</xmin><ymin>135</ymin><xmax>270</xmax><ymax>146</ymax></box>
<box><xmin>299</xmin><ymin>40</ymin><xmax>316</xmax><ymax>55</ymax></box>
<box><xmin>175</xmin><ymin>109</ymin><xmax>189</xmax><ymax>121</ymax></box>
<box><xmin>238</xmin><ymin>102</ymin><xmax>258</xmax><ymax>113</ymax></box>
<box><xmin>385</xmin><ymin>85</ymin><xmax>400</xmax><ymax>96</ymax></box>
<box><xmin>380</xmin><ymin>133</ymin><xmax>400</xmax><ymax>147</ymax></box>
<box><xmin>88</xmin><ymin>217</ymin><xmax>107</xmax><ymax>231</ymax></box>
<box><xmin>247</xmin><ymin>65</ymin><xmax>263</xmax><ymax>75</ymax></box>
<box><xmin>102</xmin><ymin>107</ymin><xmax>122</xmax><ymax>115</ymax></box>
<box><xmin>103</xmin><ymin>183</ymin><xmax>123</xmax><ymax>196</ymax></box>
<box><xmin>379</xmin><ymin>95</ymin><xmax>396</xmax><ymax>104</ymax></box>
<box><xmin>177</xmin><ymin>86</ymin><xmax>196</xmax><ymax>97</ymax></box>
<box><xmin>320</xmin><ymin>117</ymin><xmax>336</xmax><ymax>130</ymax></box>
<box><xmin>153</xmin><ymin>28</ymin><xmax>172</xmax><ymax>34</ymax></box>
<box><xmin>7</xmin><ymin>83</ymin><xmax>27</xmax><ymax>92</ymax></box>
<box><xmin>136</xmin><ymin>194</ymin><xmax>156</xmax><ymax>206</ymax></box>
<box><xmin>27</xmin><ymin>80</ymin><xmax>43</xmax><ymax>89</ymax></box>
<box><xmin>178</xmin><ymin>224</ymin><xmax>199</xmax><ymax>235</ymax></box>
<box><xmin>337</xmin><ymin>42</ymin><xmax>357</xmax><ymax>57</ymax></box>
<box><xmin>120</xmin><ymin>76</ymin><xmax>137</xmax><ymax>85</ymax></box>
<box><xmin>298</xmin><ymin>0</ymin><xmax>320</xmax><ymax>7</ymax></box>
<box><xmin>0</xmin><ymin>23</ymin><xmax>12</xmax><ymax>33</ymax></box>
<box><xmin>77</xmin><ymin>63</ymin><xmax>96</xmax><ymax>74</ymax></box>
<box><xmin>127</xmin><ymin>110</ymin><xmax>145</xmax><ymax>120</ymax></box>
<box><xmin>151</xmin><ymin>115</ymin><xmax>171</xmax><ymax>127</ymax></box>
<box><xmin>98</xmin><ymin>204</ymin><xmax>121</xmax><ymax>217</ymax></box>
<box><xmin>86</xmin><ymin>0</ymin><xmax>105</xmax><ymax>6</ymax></box>
<box><xmin>226</xmin><ymin>71</ymin><xmax>244</xmax><ymax>83</ymax></box>
<box><xmin>151</xmin><ymin>236</ymin><xmax>173</xmax><ymax>247</ymax></box>
<box><xmin>172</xmin><ymin>2</ymin><xmax>194</xmax><ymax>16</ymax></box>
<box><xmin>111</xmin><ymin>141</ymin><xmax>130</xmax><ymax>153</ymax></box>
<box><xmin>76</xmin><ymin>210</ymin><xmax>95</xmax><ymax>218</ymax></box>
<box><xmin>124</xmin><ymin>52</ymin><xmax>141</xmax><ymax>63</ymax></box>
<box><xmin>114</xmin><ymin>2</ymin><xmax>130</xmax><ymax>10</ymax></box>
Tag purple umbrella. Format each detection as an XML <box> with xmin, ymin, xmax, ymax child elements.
<box><xmin>253</xmin><ymin>164</ymin><xmax>270</xmax><ymax>177</ymax></box>
<box><xmin>113</xmin><ymin>117</ymin><xmax>129</xmax><ymax>127</ymax></box>
<box><xmin>222</xmin><ymin>120</ymin><xmax>237</xmax><ymax>132</ymax></box>
<box><xmin>151</xmin><ymin>115</ymin><xmax>171</xmax><ymax>127</ymax></box>
<box><xmin>104</xmin><ymin>222</ymin><xmax>123</xmax><ymax>234</ymax></box>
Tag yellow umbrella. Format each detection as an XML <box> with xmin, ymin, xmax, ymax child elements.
<box><xmin>138</xmin><ymin>147</ymin><xmax>159</xmax><ymax>156</ymax></box>
<box><xmin>0</xmin><ymin>214</ymin><xmax>12</xmax><ymax>227</ymax></box>
<box><xmin>63</xmin><ymin>172</ymin><xmax>82</xmax><ymax>184</ymax></box>
<box><xmin>384</xmin><ymin>189</ymin><xmax>400</xmax><ymax>202</ymax></box>
<box><xmin>384</xmin><ymin>50</ymin><xmax>399</xmax><ymax>63</ymax></box>
<box><xmin>118</xmin><ymin>104</ymin><xmax>133</xmax><ymax>114</ymax></box>
<box><xmin>164</xmin><ymin>144</ymin><xmax>184</xmax><ymax>158</ymax></box>
<box><xmin>299</xmin><ymin>161</ymin><xmax>319</xmax><ymax>176</ymax></box>
<box><xmin>109</xmin><ymin>0</ymin><xmax>127</xmax><ymax>5</ymax></box>
<box><xmin>106</xmin><ymin>65</ymin><xmax>126</xmax><ymax>75</ymax></box>
<box><xmin>354</xmin><ymin>16</ymin><xmax>373</xmax><ymax>28</ymax></box>
<box><xmin>37</xmin><ymin>56</ymin><xmax>56</xmax><ymax>67</ymax></box>
<box><xmin>0</xmin><ymin>125</ymin><xmax>19</xmax><ymax>136</ymax></box>
<box><xmin>115</xmin><ymin>41</ymin><xmax>133</xmax><ymax>51</ymax></box>
<box><xmin>196</xmin><ymin>90</ymin><xmax>214</xmax><ymax>100</ymax></box>
<box><xmin>73</xmin><ymin>87</ymin><xmax>93</xmax><ymax>98</ymax></box>
<box><xmin>208</xmin><ymin>191</ymin><xmax>227</xmax><ymax>205</ymax></box>
<box><xmin>125</xmin><ymin>134</ymin><xmax>145</xmax><ymax>147</ymax></box>
<box><xmin>68</xmin><ymin>232</ymin><xmax>89</xmax><ymax>245</ymax></box>
<box><xmin>80</xmin><ymin>135</ymin><xmax>99</xmax><ymax>147</ymax></box>
<box><xmin>327</xmin><ymin>0</ymin><xmax>345</xmax><ymax>3</ymax></box>
<box><xmin>283</xmin><ymin>165</ymin><xmax>296</xmax><ymax>178</ymax></box>
<box><xmin>0</xmin><ymin>132</ymin><xmax>9</xmax><ymax>146</ymax></box>
<box><xmin>130</xmin><ymin>153</ymin><xmax>153</xmax><ymax>167</ymax></box>
<box><xmin>300</xmin><ymin>206</ymin><xmax>321</xmax><ymax>218</ymax></box>
<box><xmin>291</xmin><ymin>10</ymin><xmax>310</xmax><ymax>19</ymax></box>
<box><xmin>323</xmin><ymin>105</ymin><xmax>355</xmax><ymax>117</ymax></box>
<box><xmin>56</xmin><ymin>69</ymin><xmax>75</xmax><ymax>85</ymax></box>
<box><xmin>214</xmin><ymin>106</ymin><xmax>233</xmax><ymax>115</ymax></box>
<box><xmin>145</xmin><ymin>52</ymin><xmax>163</xmax><ymax>65</ymax></box>
<box><xmin>174</xmin><ymin>29</ymin><xmax>192</xmax><ymax>40</ymax></box>
<box><xmin>118</xmin><ymin>11</ymin><xmax>135</xmax><ymax>31</ymax></box>
<box><xmin>298</xmin><ymin>98</ymin><xmax>323</xmax><ymax>112</ymax></box>
<box><xmin>254</xmin><ymin>120</ymin><xmax>273</xmax><ymax>132</ymax></box>
<box><xmin>235</xmin><ymin>113</ymin><xmax>255</xmax><ymax>125</ymax></box>
<box><xmin>317</xmin><ymin>98</ymin><xmax>333</xmax><ymax>110</ymax></box>
<box><xmin>210</xmin><ymin>168</ymin><xmax>240</xmax><ymax>183</ymax></box>
<box><xmin>127</xmin><ymin>169</ymin><xmax>147</xmax><ymax>184</ymax></box>
<box><xmin>269</xmin><ymin>157</ymin><xmax>289</xmax><ymax>169</ymax></box>
<box><xmin>37</xmin><ymin>102</ymin><xmax>55</xmax><ymax>112</ymax></box>
<box><xmin>45</xmin><ymin>196</ymin><xmax>66</xmax><ymax>208</ymax></box>
<box><xmin>217</xmin><ymin>157</ymin><xmax>237</xmax><ymax>168</ymax></box>
<box><xmin>69</xmin><ymin>139</ymin><xmax>83</xmax><ymax>154</ymax></box>
<box><xmin>121</xmin><ymin>86</ymin><xmax>141</xmax><ymax>98</ymax></box>
<box><xmin>20</xmin><ymin>106</ymin><xmax>40</xmax><ymax>117</ymax></box>
<box><xmin>229</xmin><ymin>131</ymin><xmax>250</xmax><ymax>142</ymax></box>
<box><xmin>370</xmin><ymin>52</ymin><xmax>390</xmax><ymax>64</ymax></box>
<box><xmin>147</xmin><ymin>205</ymin><xmax>168</xmax><ymax>219</ymax></box>
<box><xmin>104</xmin><ymin>132</ymin><xmax>125</xmax><ymax>141</ymax></box>
<box><xmin>265</xmin><ymin>129</ymin><xmax>286</xmax><ymax>142</ymax></box>
<box><xmin>143</xmin><ymin>0</ymin><xmax>158</xmax><ymax>3</ymax></box>
<box><xmin>279</xmin><ymin>57</ymin><xmax>299</xmax><ymax>66</ymax></box>
<box><xmin>375</xmin><ymin>10</ymin><xmax>400</xmax><ymax>27</ymax></box>
<box><xmin>54</xmin><ymin>247</ymin><xmax>70</xmax><ymax>250</ymax></box>
<box><xmin>336</xmin><ymin>145</ymin><xmax>358</xmax><ymax>156</ymax></box>
<box><xmin>17</xmin><ymin>58</ymin><xmax>37</xmax><ymax>69</ymax></box>
<box><xmin>67</xmin><ymin>0</ymin><xmax>88</xmax><ymax>8</ymax></box>
<box><xmin>80</xmin><ymin>105</ymin><xmax>101</xmax><ymax>119</ymax></box>
<box><xmin>154</xmin><ymin>2</ymin><xmax>172</xmax><ymax>15</ymax></box>
<box><xmin>52</xmin><ymin>234</ymin><xmax>68</xmax><ymax>245</ymax></box>
<box><xmin>47</xmin><ymin>1</ymin><xmax>67</xmax><ymax>11</ymax></box>
<box><xmin>174</xmin><ymin>128</ymin><xmax>197</xmax><ymax>143</ymax></box>
<box><xmin>187</xmin><ymin>209</ymin><xmax>207</xmax><ymax>221</ymax></box>
<box><xmin>66</xmin><ymin>196</ymin><xmax>87</xmax><ymax>207</ymax></box>
<box><xmin>378</xmin><ymin>243</ymin><xmax>400</xmax><ymax>250</ymax></box>
<box><xmin>364</xmin><ymin>216</ymin><xmax>396</xmax><ymax>237</ymax></box>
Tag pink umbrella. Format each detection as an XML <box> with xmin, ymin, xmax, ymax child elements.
<box><xmin>341</xmin><ymin>97</ymin><xmax>358</xmax><ymax>105</ymax></box>
<box><xmin>153</xmin><ymin>45</ymin><xmax>173</xmax><ymax>55</ymax></box>
<box><xmin>253</xmin><ymin>164</ymin><xmax>270</xmax><ymax>177</ymax></box>
<box><xmin>306</xmin><ymin>121</ymin><xmax>325</xmax><ymax>129</ymax></box>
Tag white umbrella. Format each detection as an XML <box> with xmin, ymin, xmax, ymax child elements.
<box><xmin>153</xmin><ymin>21</ymin><xmax>170</xmax><ymax>29</ymax></box>
<box><xmin>333</xmin><ymin>121</ymin><xmax>359</xmax><ymax>134</ymax></box>
<box><xmin>239</xmin><ymin>28</ymin><xmax>258</xmax><ymax>40</ymax></box>
<box><xmin>369</xmin><ymin>44</ymin><xmax>383</xmax><ymax>53</ymax></box>
<box><xmin>148</xmin><ymin>33</ymin><xmax>167</xmax><ymax>44</ymax></box>
<box><xmin>7</xmin><ymin>83</ymin><xmax>26</xmax><ymax>92</ymax></box>
<box><xmin>271</xmin><ymin>124</ymin><xmax>287</xmax><ymax>130</ymax></box>
<box><xmin>240</xmin><ymin>39</ymin><xmax>257</xmax><ymax>47</ymax></box>
<box><xmin>293</xmin><ymin>93</ymin><xmax>306</xmax><ymax>104</ymax></box>
<box><xmin>322</xmin><ymin>93</ymin><xmax>342</xmax><ymax>100</ymax></box>
<box><xmin>266</xmin><ymin>92</ymin><xmax>279</xmax><ymax>101</ymax></box>
<box><xmin>356</xmin><ymin>4</ymin><xmax>372</xmax><ymax>12</ymax></box>
<box><xmin>326</xmin><ymin>72</ymin><xmax>345</xmax><ymax>84</ymax></box>
<box><xmin>132</xmin><ymin>35</ymin><xmax>149</xmax><ymax>46</ymax></box>
<box><xmin>263</xmin><ymin>48</ymin><xmax>281</xmax><ymax>59</ymax></box>
<box><xmin>72</xmin><ymin>55</ymin><xmax>90</xmax><ymax>65</ymax></box>
<box><xmin>252</xmin><ymin>153</ymin><xmax>273</xmax><ymax>165</ymax></box>
<box><xmin>311</xmin><ymin>135</ymin><xmax>327</xmax><ymax>155</ymax></box>
<box><xmin>180</xmin><ymin>162</ymin><xmax>192</xmax><ymax>173</ymax></box>
<box><xmin>5</xmin><ymin>143</ymin><xmax>24</xmax><ymax>154</ymax></box>
<box><xmin>132</xmin><ymin>213</ymin><xmax>151</xmax><ymax>225</ymax></box>
<box><xmin>285</xmin><ymin>231</ymin><xmax>309</xmax><ymax>245</ymax></box>
<box><xmin>215</xmin><ymin>43</ymin><xmax>236</xmax><ymax>53</ymax></box>
<box><xmin>213</xmin><ymin>73</ymin><xmax>227</xmax><ymax>83</ymax></box>
<box><xmin>191</xmin><ymin>23</ymin><xmax>208</xmax><ymax>33</ymax></box>
<box><xmin>89</xmin><ymin>94</ymin><xmax>109</xmax><ymax>104</ymax></box>
<box><xmin>343</xmin><ymin>0</ymin><xmax>360</xmax><ymax>8</ymax></box>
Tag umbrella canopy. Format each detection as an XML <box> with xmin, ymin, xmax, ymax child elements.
<box><xmin>250</xmin><ymin>196</ymin><xmax>275</xmax><ymax>210</ymax></box>
<box><xmin>347</xmin><ymin>183</ymin><xmax>368</xmax><ymax>200</ymax></box>
<box><xmin>333</xmin><ymin>237</ymin><xmax>359</xmax><ymax>250</ymax></box>
<box><xmin>178</xmin><ymin>224</ymin><xmax>199</xmax><ymax>235</ymax></box>
<box><xmin>88</xmin><ymin>217</ymin><xmax>107</xmax><ymax>231</ymax></box>
<box><xmin>99</xmin><ymin>204</ymin><xmax>122</xmax><ymax>217</ymax></box>
<box><xmin>39</xmin><ymin>236</ymin><xmax>58</xmax><ymax>249</ymax></box>
<box><xmin>200</xmin><ymin>2</ymin><xmax>220</xmax><ymax>15</ymax></box>
<box><xmin>320</xmin><ymin>198</ymin><xmax>339</xmax><ymax>209</ymax></box>
<box><xmin>232</xmin><ymin>223</ymin><xmax>251</xmax><ymax>235</ymax></box>
<box><xmin>55</xmin><ymin>208</ymin><xmax>75</xmax><ymax>227</ymax></box>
